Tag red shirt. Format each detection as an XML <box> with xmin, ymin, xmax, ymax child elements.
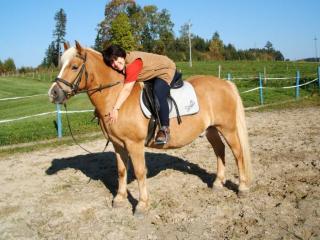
<box><xmin>124</xmin><ymin>58</ymin><xmax>143</xmax><ymax>83</ymax></box>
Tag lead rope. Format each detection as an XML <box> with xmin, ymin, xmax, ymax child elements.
<box><xmin>63</xmin><ymin>103</ymin><xmax>109</xmax><ymax>154</ymax></box>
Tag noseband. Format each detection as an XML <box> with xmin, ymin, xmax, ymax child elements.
<box><xmin>54</xmin><ymin>53</ymin><xmax>121</xmax><ymax>97</ymax></box>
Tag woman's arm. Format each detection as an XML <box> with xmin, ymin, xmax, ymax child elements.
<box><xmin>108</xmin><ymin>81</ymin><xmax>135</xmax><ymax>124</ymax></box>
<box><xmin>107</xmin><ymin>58</ymin><xmax>142</xmax><ymax>124</ymax></box>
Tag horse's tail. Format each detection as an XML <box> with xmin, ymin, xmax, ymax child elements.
<box><xmin>228</xmin><ymin>82</ymin><xmax>253</xmax><ymax>185</ymax></box>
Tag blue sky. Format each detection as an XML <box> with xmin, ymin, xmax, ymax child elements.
<box><xmin>1</xmin><ymin>0</ymin><xmax>319</xmax><ymax>68</ymax></box>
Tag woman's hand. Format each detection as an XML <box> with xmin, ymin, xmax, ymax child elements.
<box><xmin>107</xmin><ymin>81</ymin><xmax>135</xmax><ymax>124</ymax></box>
<box><xmin>108</xmin><ymin>108</ymin><xmax>119</xmax><ymax>124</ymax></box>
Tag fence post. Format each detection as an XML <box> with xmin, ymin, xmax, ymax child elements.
<box><xmin>218</xmin><ymin>65</ymin><xmax>221</xmax><ymax>78</ymax></box>
<box><xmin>318</xmin><ymin>66</ymin><xmax>320</xmax><ymax>95</ymax></box>
<box><xmin>227</xmin><ymin>73</ymin><xmax>231</xmax><ymax>81</ymax></box>
<box><xmin>259</xmin><ymin>73</ymin><xmax>264</xmax><ymax>105</ymax></box>
<box><xmin>56</xmin><ymin>104</ymin><xmax>62</xmax><ymax>138</ymax></box>
<box><xmin>296</xmin><ymin>70</ymin><xmax>300</xmax><ymax>100</ymax></box>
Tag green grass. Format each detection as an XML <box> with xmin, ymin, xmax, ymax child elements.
<box><xmin>176</xmin><ymin>60</ymin><xmax>319</xmax><ymax>79</ymax></box>
<box><xmin>0</xmin><ymin>76</ymin><xmax>99</xmax><ymax>146</ymax></box>
<box><xmin>0</xmin><ymin>61</ymin><xmax>319</xmax><ymax>149</ymax></box>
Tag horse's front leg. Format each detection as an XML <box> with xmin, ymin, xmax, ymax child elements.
<box><xmin>112</xmin><ymin>145</ymin><xmax>129</xmax><ymax>208</ymax></box>
<box><xmin>126</xmin><ymin>140</ymin><xmax>148</xmax><ymax>216</ymax></box>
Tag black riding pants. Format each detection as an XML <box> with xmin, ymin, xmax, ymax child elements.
<box><xmin>153</xmin><ymin>78</ymin><xmax>170</xmax><ymax>127</ymax></box>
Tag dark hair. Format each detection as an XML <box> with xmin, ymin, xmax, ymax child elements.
<box><xmin>102</xmin><ymin>45</ymin><xmax>126</xmax><ymax>67</ymax></box>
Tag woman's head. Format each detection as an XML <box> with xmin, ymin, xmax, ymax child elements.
<box><xmin>102</xmin><ymin>45</ymin><xmax>126</xmax><ymax>71</ymax></box>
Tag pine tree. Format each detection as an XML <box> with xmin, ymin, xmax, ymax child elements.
<box><xmin>53</xmin><ymin>9</ymin><xmax>67</xmax><ymax>66</ymax></box>
<box><xmin>42</xmin><ymin>9</ymin><xmax>67</xmax><ymax>67</ymax></box>
<box><xmin>109</xmin><ymin>13</ymin><xmax>136</xmax><ymax>50</ymax></box>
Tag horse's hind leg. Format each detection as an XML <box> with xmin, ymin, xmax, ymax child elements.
<box><xmin>217</xmin><ymin>126</ymin><xmax>249</xmax><ymax>194</ymax></box>
<box><xmin>206</xmin><ymin>127</ymin><xmax>226</xmax><ymax>189</ymax></box>
<box><xmin>112</xmin><ymin>145</ymin><xmax>129</xmax><ymax>208</ymax></box>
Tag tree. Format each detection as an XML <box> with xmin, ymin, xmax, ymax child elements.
<box><xmin>193</xmin><ymin>35</ymin><xmax>209</xmax><ymax>52</ymax></box>
<box><xmin>42</xmin><ymin>9</ymin><xmax>67</xmax><ymax>67</ymax></box>
<box><xmin>3</xmin><ymin>58</ymin><xmax>16</xmax><ymax>72</ymax></box>
<box><xmin>53</xmin><ymin>9</ymin><xmax>67</xmax><ymax>65</ymax></box>
<box><xmin>157</xmin><ymin>9</ymin><xmax>175</xmax><ymax>53</ymax></box>
<box><xmin>274</xmin><ymin>50</ymin><xmax>284</xmax><ymax>61</ymax></box>
<box><xmin>0</xmin><ymin>60</ymin><xmax>3</xmax><ymax>74</ymax></box>
<box><xmin>224</xmin><ymin>44</ymin><xmax>238</xmax><ymax>60</ymax></box>
<box><xmin>41</xmin><ymin>41</ymin><xmax>58</xmax><ymax>67</ymax></box>
<box><xmin>140</xmin><ymin>5</ymin><xmax>159</xmax><ymax>52</ymax></box>
<box><xmin>109</xmin><ymin>13</ymin><xmax>136</xmax><ymax>50</ymax></box>
<box><xmin>97</xmin><ymin>0</ymin><xmax>136</xmax><ymax>48</ymax></box>
<box><xmin>96</xmin><ymin>1</ymin><xmax>174</xmax><ymax>54</ymax></box>
<box><xmin>127</xmin><ymin>4</ymin><xmax>144</xmax><ymax>49</ymax></box>
<box><xmin>209</xmin><ymin>32</ymin><xmax>224</xmax><ymax>60</ymax></box>
<box><xmin>93</xmin><ymin>28</ymin><xmax>104</xmax><ymax>52</ymax></box>
<box><xmin>178</xmin><ymin>23</ymin><xmax>189</xmax><ymax>51</ymax></box>
<box><xmin>264</xmin><ymin>41</ymin><xmax>274</xmax><ymax>51</ymax></box>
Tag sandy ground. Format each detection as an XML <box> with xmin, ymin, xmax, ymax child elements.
<box><xmin>0</xmin><ymin>107</ymin><xmax>319</xmax><ymax>240</ymax></box>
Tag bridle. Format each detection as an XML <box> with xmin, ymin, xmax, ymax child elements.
<box><xmin>53</xmin><ymin>51</ymin><xmax>120</xmax><ymax>153</ymax></box>
<box><xmin>54</xmin><ymin>53</ymin><xmax>121</xmax><ymax>98</ymax></box>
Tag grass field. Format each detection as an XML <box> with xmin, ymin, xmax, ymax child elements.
<box><xmin>0</xmin><ymin>61</ymin><xmax>319</xmax><ymax>147</ymax></box>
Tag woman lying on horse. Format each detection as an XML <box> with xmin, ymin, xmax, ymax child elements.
<box><xmin>102</xmin><ymin>45</ymin><xmax>176</xmax><ymax>145</ymax></box>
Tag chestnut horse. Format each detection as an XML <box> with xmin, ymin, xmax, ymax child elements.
<box><xmin>48</xmin><ymin>41</ymin><xmax>252</xmax><ymax>216</ymax></box>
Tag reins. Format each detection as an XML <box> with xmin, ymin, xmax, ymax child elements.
<box><xmin>54</xmin><ymin>52</ymin><xmax>121</xmax><ymax>153</ymax></box>
<box><xmin>63</xmin><ymin>103</ymin><xmax>110</xmax><ymax>154</ymax></box>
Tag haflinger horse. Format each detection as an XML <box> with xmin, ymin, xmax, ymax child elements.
<box><xmin>48</xmin><ymin>41</ymin><xmax>252</xmax><ymax>216</ymax></box>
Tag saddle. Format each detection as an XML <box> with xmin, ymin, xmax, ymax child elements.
<box><xmin>141</xmin><ymin>71</ymin><xmax>199</xmax><ymax>145</ymax></box>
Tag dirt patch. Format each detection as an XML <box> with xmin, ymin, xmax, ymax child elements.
<box><xmin>0</xmin><ymin>107</ymin><xmax>319</xmax><ymax>239</ymax></box>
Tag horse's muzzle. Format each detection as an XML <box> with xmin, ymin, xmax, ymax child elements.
<box><xmin>48</xmin><ymin>83</ymin><xmax>67</xmax><ymax>104</ymax></box>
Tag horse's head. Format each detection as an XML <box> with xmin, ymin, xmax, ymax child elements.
<box><xmin>48</xmin><ymin>41</ymin><xmax>90</xmax><ymax>104</ymax></box>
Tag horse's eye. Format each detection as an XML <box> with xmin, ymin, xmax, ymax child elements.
<box><xmin>71</xmin><ymin>65</ymin><xmax>78</xmax><ymax>71</ymax></box>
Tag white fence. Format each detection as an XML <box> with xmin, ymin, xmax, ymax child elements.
<box><xmin>1</xmin><ymin>69</ymin><xmax>319</xmax><ymax>138</ymax></box>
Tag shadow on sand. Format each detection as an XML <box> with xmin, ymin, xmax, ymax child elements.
<box><xmin>46</xmin><ymin>151</ymin><xmax>238</xmax><ymax>208</ymax></box>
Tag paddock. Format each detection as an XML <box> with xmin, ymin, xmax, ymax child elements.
<box><xmin>0</xmin><ymin>106</ymin><xmax>319</xmax><ymax>239</ymax></box>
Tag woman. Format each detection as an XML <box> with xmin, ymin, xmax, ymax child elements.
<box><xmin>102</xmin><ymin>45</ymin><xmax>176</xmax><ymax>145</ymax></box>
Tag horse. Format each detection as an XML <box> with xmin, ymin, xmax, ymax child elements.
<box><xmin>48</xmin><ymin>41</ymin><xmax>252</xmax><ymax>216</ymax></box>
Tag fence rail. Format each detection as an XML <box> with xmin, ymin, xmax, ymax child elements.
<box><xmin>1</xmin><ymin>66</ymin><xmax>320</xmax><ymax>138</ymax></box>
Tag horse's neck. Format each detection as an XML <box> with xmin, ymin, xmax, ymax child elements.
<box><xmin>86</xmin><ymin>56</ymin><xmax>124</xmax><ymax>115</ymax></box>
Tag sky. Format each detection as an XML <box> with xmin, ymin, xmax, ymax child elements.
<box><xmin>1</xmin><ymin>0</ymin><xmax>319</xmax><ymax>68</ymax></box>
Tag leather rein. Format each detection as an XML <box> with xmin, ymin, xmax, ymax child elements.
<box><xmin>53</xmin><ymin>52</ymin><xmax>120</xmax><ymax>154</ymax></box>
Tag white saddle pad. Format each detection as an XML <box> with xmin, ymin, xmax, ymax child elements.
<box><xmin>140</xmin><ymin>81</ymin><xmax>199</xmax><ymax>119</ymax></box>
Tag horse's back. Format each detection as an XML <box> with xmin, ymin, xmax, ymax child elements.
<box><xmin>186</xmin><ymin>75</ymin><xmax>239</xmax><ymax>126</ymax></box>
<box><xmin>187</xmin><ymin>75</ymin><xmax>237</xmax><ymax>103</ymax></box>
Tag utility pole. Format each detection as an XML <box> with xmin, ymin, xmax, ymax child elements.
<box><xmin>188</xmin><ymin>20</ymin><xmax>192</xmax><ymax>67</ymax></box>
<box><xmin>314</xmin><ymin>36</ymin><xmax>318</xmax><ymax>62</ymax></box>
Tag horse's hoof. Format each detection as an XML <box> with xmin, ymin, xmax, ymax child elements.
<box><xmin>212</xmin><ymin>179</ymin><xmax>225</xmax><ymax>191</ymax></box>
<box><xmin>112</xmin><ymin>196</ymin><xmax>127</xmax><ymax>208</ymax></box>
<box><xmin>237</xmin><ymin>190</ymin><xmax>249</xmax><ymax>198</ymax></box>
<box><xmin>134</xmin><ymin>202</ymin><xmax>148</xmax><ymax>218</ymax></box>
<box><xmin>134</xmin><ymin>208</ymin><xmax>146</xmax><ymax>218</ymax></box>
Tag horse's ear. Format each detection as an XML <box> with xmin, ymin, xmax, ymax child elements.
<box><xmin>75</xmin><ymin>40</ymin><xmax>83</xmax><ymax>54</ymax></box>
<box><xmin>63</xmin><ymin>41</ymin><xmax>70</xmax><ymax>51</ymax></box>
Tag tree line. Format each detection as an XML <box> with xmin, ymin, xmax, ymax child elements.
<box><xmin>2</xmin><ymin>0</ymin><xmax>286</xmax><ymax>74</ymax></box>
<box><xmin>92</xmin><ymin>0</ymin><xmax>284</xmax><ymax>62</ymax></box>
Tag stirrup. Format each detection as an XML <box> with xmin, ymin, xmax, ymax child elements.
<box><xmin>155</xmin><ymin>127</ymin><xmax>170</xmax><ymax>145</ymax></box>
